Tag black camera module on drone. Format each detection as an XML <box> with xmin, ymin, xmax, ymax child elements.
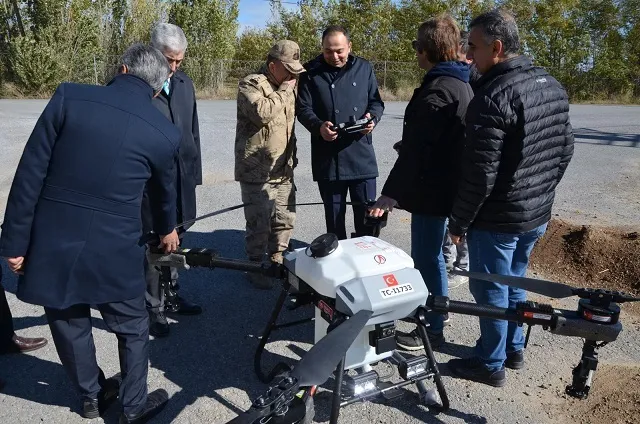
<box><xmin>143</xmin><ymin>200</ymin><xmax>639</xmax><ymax>424</ymax></box>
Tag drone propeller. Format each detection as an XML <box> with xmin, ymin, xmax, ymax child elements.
<box><xmin>226</xmin><ymin>309</ymin><xmax>373</xmax><ymax>424</ymax></box>
<box><xmin>451</xmin><ymin>270</ymin><xmax>576</xmax><ymax>298</ymax></box>
<box><xmin>452</xmin><ymin>270</ymin><xmax>640</xmax><ymax>303</ymax></box>
<box><xmin>140</xmin><ymin>201</ymin><xmax>375</xmax><ymax>245</ymax></box>
<box><xmin>291</xmin><ymin>309</ymin><xmax>374</xmax><ymax>387</ymax></box>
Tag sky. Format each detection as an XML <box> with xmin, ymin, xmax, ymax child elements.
<box><xmin>238</xmin><ymin>0</ymin><xmax>298</xmax><ymax>33</ymax></box>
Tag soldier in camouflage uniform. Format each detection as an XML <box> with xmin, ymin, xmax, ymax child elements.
<box><xmin>235</xmin><ymin>40</ymin><xmax>305</xmax><ymax>289</ymax></box>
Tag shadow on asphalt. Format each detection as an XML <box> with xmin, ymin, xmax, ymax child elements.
<box><xmin>573</xmin><ymin>128</ymin><xmax>640</xmax><ymax>147</ymax></box>
<box><xmin>144</xmin><ymin>228</ymin><xmax>314</xmax><ymax>423</ymax></box>
<box><xmin>0</xmin><ymin>229</ymin><xmax>315</xmax><ymax>423</ymax></box>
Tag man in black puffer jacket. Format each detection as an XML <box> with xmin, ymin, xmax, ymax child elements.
<box><xmin>447</xmin><ymin>9</ymin><xmax>575</xmax><ymax>387</ymax></box>
<box><xmin>370</xmin><ymin>14</ymin><xmax>473</xmax><ymax>351</ymax></box>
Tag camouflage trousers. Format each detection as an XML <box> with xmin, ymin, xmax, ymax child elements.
<box><xmin>240</xmin><ymin>180</ymin><xmax>296</xmax><ymax>264</ymax></box>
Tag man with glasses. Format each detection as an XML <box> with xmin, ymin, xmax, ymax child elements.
<box><xmin>145</xmin><ymin>23</ymin><xmax>203</xmax><ymax>337</ymax></box>
<box><xmin>235</xmin><ymin>40</ymin><xmax>305</xmax><ymax>289</ymax></box>
<box><xmin>370</xmin><ymin>15</ymin><xmax>473</xmax><ymax>351</ymax></box>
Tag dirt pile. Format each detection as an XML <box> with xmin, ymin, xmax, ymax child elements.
<box><xmin>532</xmin><ymin>219</ymin><xmax>640</xmax><ymax>423</ymax></box>
<box><xmin>555</xmin><ymin>365</ymin><xmax>640</xmax><ymax>424</ymax></box>
<box><xmin>530</xmin><ymin>218</ymin><xmax>640</xmax><ymax>298</ymax></box>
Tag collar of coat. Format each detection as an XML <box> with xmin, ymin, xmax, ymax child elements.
<box><xmin>170</xmin><ymin>69</ymin><xmax>187</xmax><ymax>85</ymax></box>
<box><xmin>475</xmin><ymin>55</ymin><xmax>532</xmax><ymax>90</ymax></box>
<box><xmin>304</xmin><ymin>54</ymin><xmax>357</xmax><ymax>75</ymax></box>
<box><xmin>107</xmin><ymin>74</ymin><xmax>154</xmax><ymax>98</ymax></box>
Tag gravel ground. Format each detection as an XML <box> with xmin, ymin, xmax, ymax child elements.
<box><xmin>0</xmin><ymin>100</ymin><xmax>638</xmax><ymax>424</ymax></box>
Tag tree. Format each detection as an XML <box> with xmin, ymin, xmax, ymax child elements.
<box><xmin>234</xmin><ymin>28</ymin><xmax>274</xmax><ymax>61</ymax></box>
<box><xmin>171</xmin><ymin>0</ymin><xmax>240</xmax><ymax>91</ymax></box>
<box><xmin>268</xmin><ymin>0</ymin><xmax>327</xmax><ymax>60</ymax></box>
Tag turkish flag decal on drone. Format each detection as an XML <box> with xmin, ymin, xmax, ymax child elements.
<box><xmin>383</xmin><ymin>274</ymin><xmax>399</xmax><ymax>287</ymax></box>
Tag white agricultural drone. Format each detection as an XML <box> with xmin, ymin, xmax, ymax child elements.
<box><xmin>146</xmin><ymin>202</ymin><xmax>638</xmax><ymax>424</ymax></box>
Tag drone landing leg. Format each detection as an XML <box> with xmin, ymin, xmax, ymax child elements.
<box><xmin>566</xmin><ymin>340</ymin><xmax>600</xmax><ymax>399</ymax></box>
<box><xmin>415</xmin><ymin>323</ymin><xmax>450</xmax><ymax>412</ymax></box>
<box><xmin>524</xmin><ymin>324</ymin><xmax>533</xmax><ymax>349</ymax></box>
<box><xmin>254</xmin><ymin>282</ymin><xmax>294</xmax><ymax>383</ymax></box>
<box><xmin>329</xmin><ymin>357</ymin><xmax>346</xmax><ymax>424</ymax></box>
<box><xmin>155</xmin><ymin>266</ymin><xmax>170</xmax><ymax>312</ymax></box>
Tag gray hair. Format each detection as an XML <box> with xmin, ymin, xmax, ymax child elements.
<box><xmin>151</xmin><ymin>23</ymin><xmax>188</xmax><ymax>54</ymax></box>
<box><xmin>469</xmin><ymin>9</ymin><xmax>520</xmax><ymax>56</ymax></box>
<box><xmin>120</xmin><ymin>43</ymin><xmax>171</xmax><ymax>92</ymax></box>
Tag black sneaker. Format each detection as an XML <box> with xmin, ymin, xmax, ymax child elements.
<box><xmin>505</xmin><ymin>350</ymin><xmax>525</xmax><ymax>370</ymax></box>
<box><xmin>396</xmin><ymin>328</ymin><xmax>444</xmax><ymax>351</ymax></box>
<box><xmin>448</xmin><ymin>357</ymin><xmax>506</xmax><ymax>387</ymax></box>
<box><xmin>149</xmin><ymin>311</ymin><xmax>169</xmax><ymax>338</ymax></box>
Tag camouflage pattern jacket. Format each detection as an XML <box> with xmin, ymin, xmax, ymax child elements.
<box><xmin>235</xmin><ymin>73</ymin><xmax>298</xmax><ymax>183</ymax></box>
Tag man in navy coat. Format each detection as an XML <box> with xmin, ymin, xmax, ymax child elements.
<box><xmin>297</xmin><ymin>25</ymin><xmax>385</xmax><ymax>240</ymax></box>
<box><xmin>143</xmin><ymin>23</ymin><xmax>203</xmax><ymax>337</ymax></box>
<box><xmin>0</xmin><ymin>43</ymin><xmax>180</xmax><ymax>423</ymax></box>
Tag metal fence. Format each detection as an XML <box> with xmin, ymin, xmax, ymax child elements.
<box><xmin>2</xmin><ymin>55</ymin><xmax>638</xmax><ymax>100</ymax></box>
<box><xmin>93</xmin><ymin>57</ymin><xmax>424</xmax><ymax>97</ymax></box>
<box><xmin>85</xmin><ymin>57</ymin><xmax>638</xmax><ymax>100</ymax></box>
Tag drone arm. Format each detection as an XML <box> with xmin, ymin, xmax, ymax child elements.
<box><xmin>428</xmin><ymin>296</ymin><xmax>557</xmax><ymax>328</ymax></box>
<box><xmin>147</xmin><ymin>246</ymin><xmax>285</xmax><ymax>277</ymax></box>
<box><xmin>439</xmin><ymin>298</ymin><xmax>520</xmax><ymax>322</ymax></box>
<box><xmin>428</xmin><ymin>296</ymin><xmax>622</xmax><ymax>343</ymax></box>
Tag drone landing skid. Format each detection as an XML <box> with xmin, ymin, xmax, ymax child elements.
<box><xmin>255</xmin><ymin>285</ymin><xmax>450</xmax><ymax>424</ymax></box>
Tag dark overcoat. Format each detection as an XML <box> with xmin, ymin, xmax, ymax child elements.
<box><xmin>0</xmin><ymin>74</ymin><xmax>180</xmax><ymax>309</ymax></box>
<box><xmin>296</xmin><ymin>55</ymin><xmax>385</xmax><ymax>181</ymax></box>
<box><xmin>142</xmin><ymin>69</ymin><xmax>202</xmax><ymax>233</ymax></box>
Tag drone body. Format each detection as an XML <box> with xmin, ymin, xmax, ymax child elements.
<box><xmin>283</xmin><ymin>235</ymin><xmax>429</xmax><ymax>370</ymax></box>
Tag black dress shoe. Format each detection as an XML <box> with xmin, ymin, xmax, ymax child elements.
<box><xmin>82</xmin><ymin>373</ymin><xmax>122</xmax><ymax>418</ymax></box>
<box><xmin>83</xmin><ymin>399</ymin><xmax>100</xmax><ymax>419</ymax></box>
<box><xmin>119</xmin><ymin>389</ymin><xmax>169</xmax><ymax>424</ymax></box>
<box><xmin>169</xmin><ymin>295</ymin><xmax>202</xmax><ymax>316</ymax></box>
<box><xmin>0</xmin><ymin>334</ymin><xmax>48</xmax><ymax>354</ymax></box>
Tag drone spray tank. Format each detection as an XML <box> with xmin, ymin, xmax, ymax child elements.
<box><xmin>284</xmin><ymin>234</ymin><xmax>428</xmax><ymax>371</ymax></box>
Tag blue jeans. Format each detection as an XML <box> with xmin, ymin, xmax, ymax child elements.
<box><xmin>467</xmin><ymin>223</ymin><xmax>548</xmax><ymax>371</ymax></box>
<box><xmin>411</xmin><ymin>214</ymin><xmax>448</xmax><ymax>333</ymax></box>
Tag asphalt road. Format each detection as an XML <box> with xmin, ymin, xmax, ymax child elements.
<box><xmin>0</xmin><ymin>100</ymin><xmax>639</xmax><ymax>424</ymax></box>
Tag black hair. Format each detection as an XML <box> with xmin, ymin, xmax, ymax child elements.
<box><xmin>322</xmin><ymin>25</ymin><xmax>351</xmax><ymax>43</ymax></box>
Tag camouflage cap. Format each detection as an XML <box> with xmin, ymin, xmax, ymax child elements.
<box><xmin>269</xmin><ymin>40</ymin><xmax>305</xmax><ymax>74</ymax></box>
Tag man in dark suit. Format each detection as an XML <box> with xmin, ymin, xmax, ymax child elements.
<box><xmin>297</xmin><ymin>25</ymin><xmax>385</xmax><ymax>240</ymax></box>
<box><xmin>0</xmin><ymin>43</ymin><xmax>181</xmax><ymax>423</ymax></box>
<box><xmin>144</xmin><ymin>23</ymin><xmax>203</xmax><ymax>337</ymax></box>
